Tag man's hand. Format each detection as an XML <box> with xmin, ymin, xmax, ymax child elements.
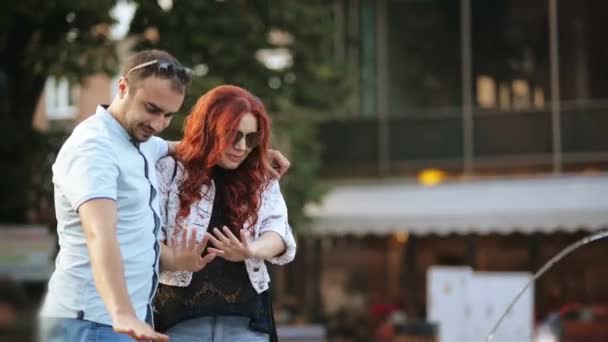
<box><xmin>167</xmin><ymin>140</ymin><xmax>179</xmax><ymax>155</ymax></box>
<box><xmin>112</xmin><ymin>312</ymin><xmax>169</xmax><ymax>341</ymax></box>
<box><xmin>207</xmin><ymin>227</ymin><xmax>256</xmax><ymax>262</ymax></box>
<box><xmin>266</xmin><ymin>149</ymin><xmax>291</xmax><ymax>178</ymax></box>
<box><xmin>167</xmin><ymin>228</ymin><xmax>220</xmax><ymax>272</ymax></box>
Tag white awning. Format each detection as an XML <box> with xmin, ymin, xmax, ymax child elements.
<box><xmin>305</xmin><ymin>175</ymin><xmax>608</xmax><ymax>236</ymax></box>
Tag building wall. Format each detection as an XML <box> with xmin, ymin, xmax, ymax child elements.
<box><xmin>32</xmin><ymin>91</ymin><xmax>48</xmax><ymax>132</ymax></box>
<box><xmin>76</xmin><ymin>75</ymin><xmax>113</xmax><ymax>121</ymax></box>
<box><xmin>33</xmin><ymin>74</ymin><xmax>112</xmax><ymax>132</ymax></box>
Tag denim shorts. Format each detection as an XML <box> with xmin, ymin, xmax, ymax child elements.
<box><xmin>38</xmin><ymin>317</ymin><xmax>135</xmax><ymax>342</ymax></box>
<box><xmin>166</xmin><ymin>316</ymin><xmax>269</xmax><ymax>342</ymax></box>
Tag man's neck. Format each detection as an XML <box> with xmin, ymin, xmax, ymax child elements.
<box><xmin>105</xmin><ymin>102</ymin><xmax>138</xmax><ymax>143</ymax></box>
<box><xmin>106</xmin><ymin>103</ymin><xmax>128</xmax><ymax>131</ymax></box>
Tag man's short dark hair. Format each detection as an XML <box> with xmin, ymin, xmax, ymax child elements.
<box><xmin>122</xmin><ymin>49</ymin><xmax>191</xmax><ymax>93</ymax></box>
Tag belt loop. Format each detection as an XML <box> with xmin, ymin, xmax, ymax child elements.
<box><xmin>76</xmin><ymin>310</ymin><xmax>85</xmax><ymax>320</ymax></box>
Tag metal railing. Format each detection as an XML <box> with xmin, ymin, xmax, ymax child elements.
<box><xmin>317</xmin><ymin>103</ymin><xmax>608</xmax><ymax>178</ymax></box>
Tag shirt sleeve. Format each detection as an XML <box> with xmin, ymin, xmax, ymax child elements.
<box><xmin>58</xmin><ymin>137</ymin><xmax>119</xmax><ymax>212</ymax></box>
<box><xmin>258</xmin><ymin>179</ymin><xmax>297</xmax><ymax>265</ymax></box>
<box><xmin>148</xmin><ymin>136</ymin><xmax>169</xmax><ymax>163</ymax></box>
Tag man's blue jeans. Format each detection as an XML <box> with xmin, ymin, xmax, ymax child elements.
<box><xmin>39</xmin><ymin>317</ymin><xmax>135</xmax><ymax>342</ymax></box>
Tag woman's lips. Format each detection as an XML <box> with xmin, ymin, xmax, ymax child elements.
<box><xmin>227</xmin><ymin>153</ymin><xmax>244</xmax><ymax>162</ymax></box>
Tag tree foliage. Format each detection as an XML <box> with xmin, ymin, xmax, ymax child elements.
<box><xmin>0</xmin><ymin>1</ymin><xmax>120</xmax><ymax>223</ymax></box>
<box><xmin>0</xmin><ymin>1</ymin><xmax>349</xmax><ymax>229</ymax></box>
<box><xmin>130</xmin><ymin>0</ymin><xmax>349</xmax><ymax>230</ymax></box>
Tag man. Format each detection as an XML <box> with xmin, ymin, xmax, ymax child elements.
<box><xmin>39</xmin><ymin>49</ymin><xmax>290</xmax><ymax>341</ymax></box>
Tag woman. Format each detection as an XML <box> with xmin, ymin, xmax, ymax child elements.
<box><xmin>153</xmin><ymin>85</ymin><xmax>296</xmax><ymax>342</ymax></box>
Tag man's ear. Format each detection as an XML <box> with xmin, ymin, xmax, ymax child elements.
<box><xmin>117</xmin><ymin>77</ymin><xmax>129</xmax><ymax>99</ymax></box>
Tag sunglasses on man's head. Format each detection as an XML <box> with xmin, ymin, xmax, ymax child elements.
<box><xmin>232</xmin><ymin>130</ymin><xmax>262</xmax><ymax>149</ymax></box>
<box><xmin>125</xmin><ymin>59</ymin><xmax>193</xmax><ymax>84</ymax></box>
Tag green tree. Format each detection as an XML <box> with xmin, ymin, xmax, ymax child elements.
<box><xmin>130</xmin><ymin>0</ymin><xmax>349</xmax><ymax>230</ymax></box>
<box><xmin>0</xmin><ymin>1</ymin><xmax>119</xmax><ymax>223</ymax></box>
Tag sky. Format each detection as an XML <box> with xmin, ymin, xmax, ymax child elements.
<box><xmin>110</xmin><ymin>0</ymin><xmax>138</xmax><ymax>40</ymax></box>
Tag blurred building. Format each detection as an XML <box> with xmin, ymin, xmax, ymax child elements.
<box><xmin>321</xmin><ymin>0</ymin><xmax>608</xmax><ymax>177</ymax></box>
<box><xmin>32</xmin><ymin>5</ymin><xmax>145</xmax><ymax>133</ymax></box>
<box><xmin>278</xmin><ymin>0</ymin><xmax>608</xmax><ymax>334</ymax></box>
<box><xmin>32</xmin><ymin>75</ymin><xmax>114</xmax><ymax>133</ymax></box>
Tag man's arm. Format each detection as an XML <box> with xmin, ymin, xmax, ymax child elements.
<box><xmin>79</xmin><ymin>199</ymin><xmax>167</xmax><ymax>341</ymax></box>
<box><xmin>167</xmin><ymin>140</ymin><xmax>179</xmax><ymax>156</ymax></box>
<box><xmin>80</xmin><ymin>199</ymin><xmax>133</xmax><ymax>320</ymax></box>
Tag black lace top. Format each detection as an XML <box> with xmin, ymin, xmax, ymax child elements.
<box><xmin>153</xmin><ymin>168</ymin><xmax>276</xmax><ymax>340</ymax></box>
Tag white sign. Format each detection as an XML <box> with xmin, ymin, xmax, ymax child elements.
<box><xmin>427</xmin><ymin>266</ymin><xmax>533</xmax><ymax>342</ymax></box>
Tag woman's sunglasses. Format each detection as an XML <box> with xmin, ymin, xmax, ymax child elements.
<box><xmin>232</xmin><ymin>130</ymin><xmax>262</xmax><ymax>149</ymax></box>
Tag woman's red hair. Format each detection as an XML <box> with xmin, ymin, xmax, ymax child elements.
<box><xmin>175</xmin><ymin>85</ymin><xmax>272</xmax><ymax>232</ymax></box>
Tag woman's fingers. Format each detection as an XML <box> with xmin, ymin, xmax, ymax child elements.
<box><xmin>177</xmin><ymin>229</ymin><xmax>188</xmax><ymax>249</ymax></box>
<box><xmin>240</xmin><ymin>229</ymin><xmax>250</xmax><ymax>248</ymax></box>
<box><xmin>207</xmin><ymin>232</ymin><xmax>224</xmax><ymax>248</ymax></box>
<box><xmin>187</xmin><ymin>228</ymin><xmax>198</xmax><ymax>250</ymax></box>
<box><xmin>200</xmin><ymin>252</ymin><xmax>217</xmax><ymax>265</ymax></box>
<box><xmin>168</xmin><ymin>234</ymin><xmax>177</xmax><ymax>249</ymax></box>
<box><xmin>213</xmin><ymin>227</ymin><xmax>231</xmax><ymax>245</ymax></box>
<box><xmin>193</xmin><ymin>252</ymin><xmax>217</xmax><ymax>271</ymax></box>
<box><xmin>196</xmin><ymin>234</ymin><xmax>209</xmax><ymax>254</ymax></box>
<box><xmin>207</xmin><ymin>247</ymin><xmax>224</xmax><ymax>255</ymax></box>
<box><xmin>222</xmin><ymin>226</ymin><xmax>242</xmax><ymax>245</ymax></box>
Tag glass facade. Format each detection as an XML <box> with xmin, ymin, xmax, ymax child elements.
<box><xmin>320</xmin><ymin>0</ymin><xmax>608</xmax><ymax>177</ymax></box>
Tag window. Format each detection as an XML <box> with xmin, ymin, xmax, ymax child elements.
<box><xmin>387</xmin><ymin>0</ymin><xmax>463</xmax><ymax>114</ymax></box>
<box><xmin>45</xmin><ymin>77</ymin><xmax>77</xmax><ymax>120</ymax></box>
